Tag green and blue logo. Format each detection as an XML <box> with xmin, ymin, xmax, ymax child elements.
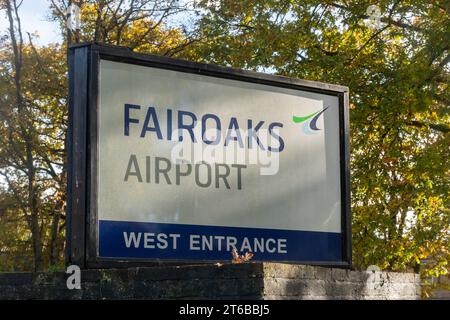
<box><xmin>293</xmin><ymin>107</ymin><xmax>328</xmax><ymax>135</ymax></box>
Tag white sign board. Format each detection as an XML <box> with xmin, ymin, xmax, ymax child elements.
<box><xmin>67</xmin><ymin>45</ymin><xmax>350</xmax><ymax>266</ymax></box>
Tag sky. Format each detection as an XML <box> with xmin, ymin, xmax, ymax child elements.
<box><xmin>0</xmin><ymin>0</ymin><xmax>197</xmax><ymax>47</ymax></box>
<box><xmin>0</xmin><ymin>0</ymin><xmax>62</xmax><ymax>46</ymax></box>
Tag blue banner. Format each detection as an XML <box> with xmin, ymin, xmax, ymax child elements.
<box><xmin>99</xmin><ymin>220</ymin><xmax>342</xmax><ymax>262</ymax></box>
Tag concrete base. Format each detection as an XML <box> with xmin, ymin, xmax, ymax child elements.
<box><xmin>0</xmin><ymin>263</ymin><xmax>421</xmax><ymax>300</ymax></box>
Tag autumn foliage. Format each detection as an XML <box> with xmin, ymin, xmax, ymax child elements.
<box><xmin>0</xmin><ymin>0</ymin><xmax>448</xmax><ymax>296</ymax></box>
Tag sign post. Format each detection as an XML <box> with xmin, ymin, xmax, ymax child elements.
<box><xmin>67</xmin><ymin>43</ymin><xmax>351</xmax><ymax>268</ymax></box>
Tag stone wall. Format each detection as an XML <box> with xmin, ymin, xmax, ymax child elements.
<box><xmin>262</xmin><ymin>263</ymin><xmax>420</xmax><ymax>299</ymax></box>
<box><xmin>0</xmin><ymin>263</ymin><xmax>420</xmax><ymax>300</ymax></box>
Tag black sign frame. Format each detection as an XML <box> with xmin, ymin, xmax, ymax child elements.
<box><xmin>66</xmin><ymin>43</ymin><xmax>351</xmax><ymax>269</ymax></box>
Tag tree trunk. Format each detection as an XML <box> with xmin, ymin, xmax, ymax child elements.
<box><xmin>5</xmin><ymin>0</ymin><xmax>44</xmax><ymax>271</ymax></box>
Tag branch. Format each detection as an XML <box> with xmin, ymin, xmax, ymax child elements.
<box><xmin>330</xmin><ymin>2</ymin><xmax>424</xmax><ymax>32</ymax></box>
<box><xmin>49</xmin><ymin>0</ymin><xmax>66</xmax><ymax>19</ymax></box>
<box><xmin>405</xmin><ymin>120</ymin><xmax>450</xmax><ymax>133</ymax></box>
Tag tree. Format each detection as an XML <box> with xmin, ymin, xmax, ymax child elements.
<box><xmin>49</xmin><ymin>0</ymin><xmax>198</xmax><ymax>57</ymax></box>
<box><xmin>193</xmin><ymin>0</ymin><xmax>449</xmax><ymax>291</ymax></box>
<box><xmin>0</xmin><ymin>0</ymin><xmax>67</xmax><ymax>271</ymax></box>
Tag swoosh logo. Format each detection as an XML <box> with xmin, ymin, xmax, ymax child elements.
<box><xmin>293</xmin><ymin>107</ymin><xmax>328</xmax><ymax>135</ymax></box>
